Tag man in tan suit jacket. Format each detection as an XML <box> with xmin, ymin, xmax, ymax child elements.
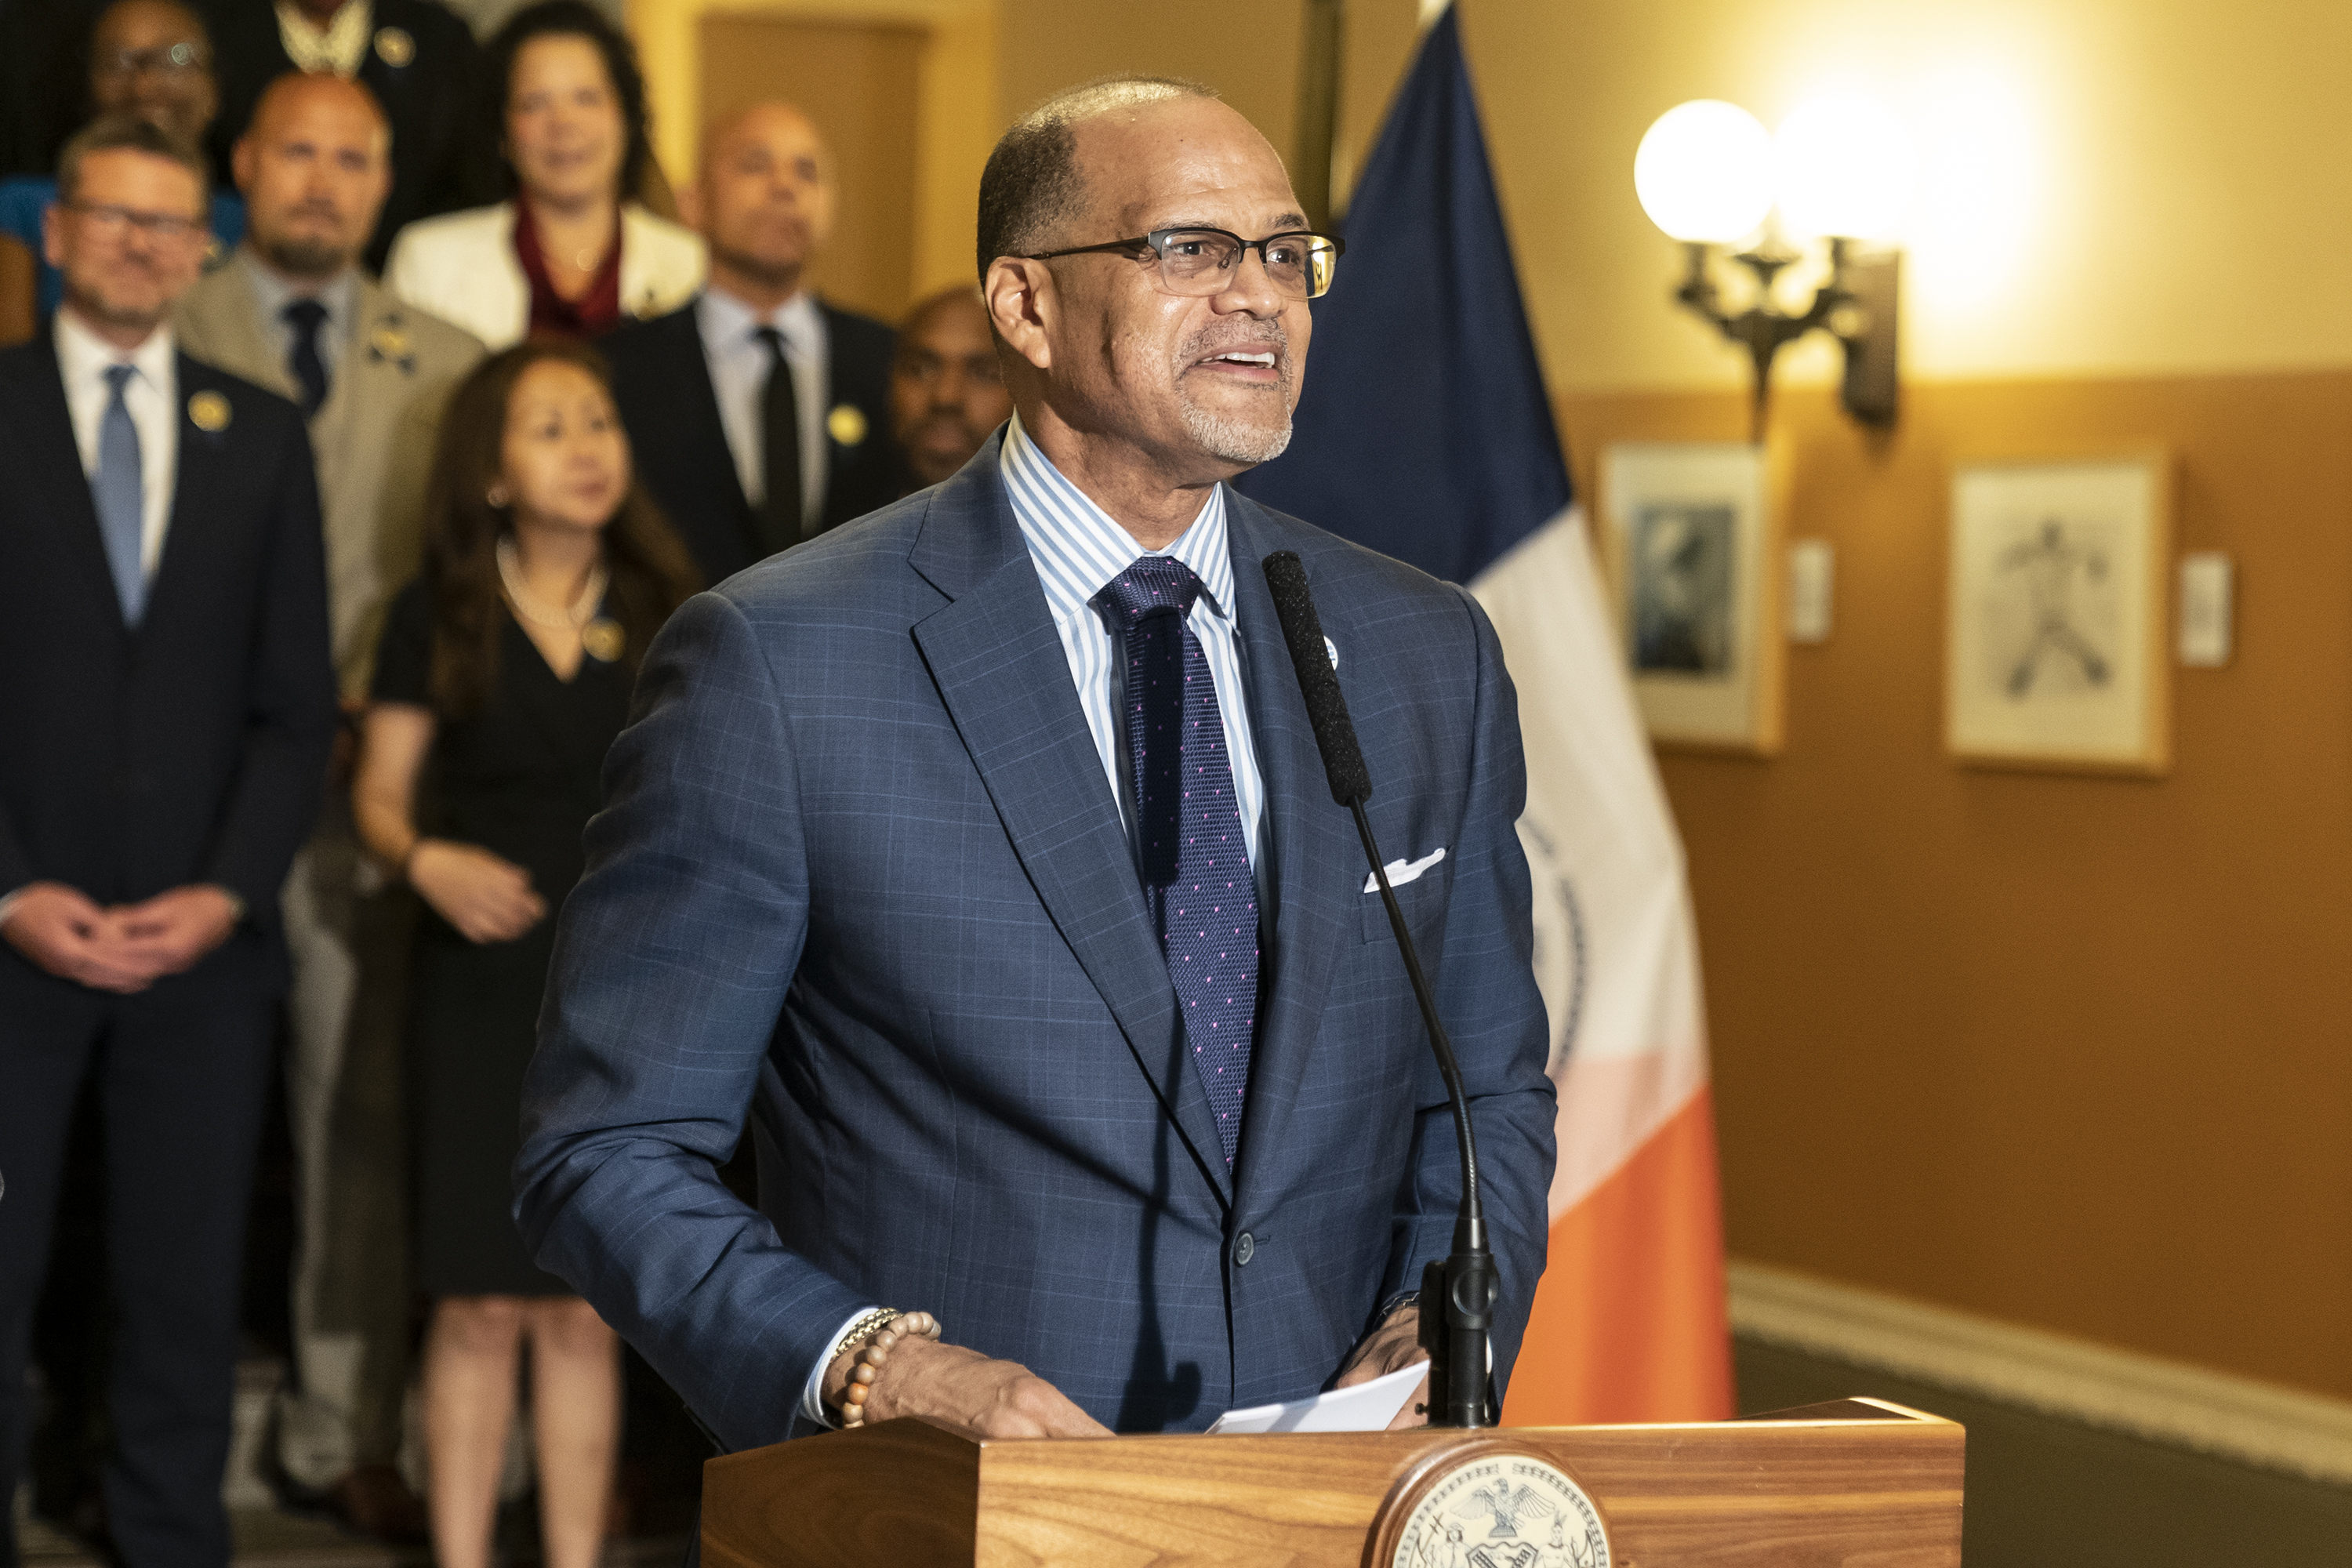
<box><xmin>174</xmin><ymin>70</ymin><xmax>481</xmax><ymax>1542</ymax></box>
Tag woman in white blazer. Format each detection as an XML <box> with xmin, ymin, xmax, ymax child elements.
<box><xmin>383</xmin><ymin>0</ymin><xmax>702</xmax><ymax>349</ymax></box>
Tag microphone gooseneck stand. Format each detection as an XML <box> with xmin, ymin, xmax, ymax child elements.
<box><xmin>1261</xmin><ymin>550</ymin><xmax>1496</xmax><ymax>1428</ymax></box>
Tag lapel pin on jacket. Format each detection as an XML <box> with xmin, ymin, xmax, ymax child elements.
<box><xmin>368</xmin><ymin>319</ymin><xmax>416</xmax><ymax>374</ymax></box>
<box><xmin>826</xmin><ymin>403</ymin><xmax>867</xmax><ymax>447</ymax></box>
<box><xmin>187</xmin><ymin>390</ymin><xmax>230</xmax><ymax>432</ymax></box>
<box><xmin>374</xmin><ymin>25</ymin><xmax>414</xmax><ymax>66</ymax></box>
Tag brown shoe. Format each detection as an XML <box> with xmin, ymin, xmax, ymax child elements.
<box><xmin>328</xmin><ymin>1462</ymin><xmax>428</xmax><ymax>1544</ymax></box>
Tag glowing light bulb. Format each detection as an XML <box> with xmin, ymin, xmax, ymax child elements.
<box><xmin>1634</xmin><ymin>100</ymin><xmax>1775</xmax><ymax>245</ymax></box>
<box><xmin>1773</xmin><ymin>94</ymin><xmax>1916</xmax><ymax>241</ymax></box>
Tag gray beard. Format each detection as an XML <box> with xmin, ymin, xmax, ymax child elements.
<box><xmin>1171</xmin><ymin>320</ymin><xmax>1296</xmax><ymax>465</ymax></box>
<box><xmin>1176</xmin><ymin>394</ymin><xmax>1292</xmax><ymax>464</ymax></box>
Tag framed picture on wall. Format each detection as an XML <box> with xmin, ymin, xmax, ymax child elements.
<box><xmin>1600</xmin><ymin>441</ymin><xmax>1784</xmax><ymax>753</ymax></box>
<box><xmin>1945</xmin><ymin>453</ymin><xmax>2171</xmax><ymax>774</ymax></box>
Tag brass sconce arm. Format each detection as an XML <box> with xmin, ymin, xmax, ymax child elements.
<box><xmin>1673</xmin><ymin>236</ymin><xmax>1899</xmax><ymax>442</ymax></box>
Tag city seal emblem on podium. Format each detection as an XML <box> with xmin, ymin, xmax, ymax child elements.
<box><xmin>1377</xmin><ymin>1443</ymin><xmax>1611</xmax><ymax>1568</ymax></box>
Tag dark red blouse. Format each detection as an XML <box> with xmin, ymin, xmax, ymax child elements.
<box><xmin>512</xmin><ymin>203</ymin><xmax>622</xmax><ymax>339</ymax></box>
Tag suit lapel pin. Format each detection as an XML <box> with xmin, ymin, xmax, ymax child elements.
<box><xmin>826</xmin><ymin>402</ymin><xmax>867</xmax><ymax>447</ymax></box>
<box><xmin>374</xmin><ymin>24</ymin><xmax>415</xmax><ymax>66</ymax></box>
<box><xmin>368</xmin><ymin>320</ymin><xmax>416</xmax><ymax>373</ymax></box>
<box><xmin>187</xmin><ymin>390</ymin><xmax>231</xmax><ymax>432</ymax></box>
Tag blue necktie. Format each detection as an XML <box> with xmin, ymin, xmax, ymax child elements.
<box><xmin>1096</xmin><ymin>558</ymin><xmax>1260</xmax><ymax>1165</ymax></box>
<box><xmin>94</xmin><ymin>363</ymin><xmax>146</xmax><ymax>626</ymax></box>
<box><xmin>284</xmin><ymin>298</ymin><xmax>329</xmax><ymax>417</ymax></box>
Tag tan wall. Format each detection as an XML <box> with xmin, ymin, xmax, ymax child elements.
<box><xmin>630</xmin><ymin>0</ymin><xmax>996</xmax><ymax>311</ymax></box>
<box><xmin>1566</xmin><ymin>376</ymin><xmax>2352</xmax><ymax>1399</ymax></box>
<box><xmin>1454</xmin><ymin>0</ymin><xmax>2352</xmax><ymax>391</ymax></box>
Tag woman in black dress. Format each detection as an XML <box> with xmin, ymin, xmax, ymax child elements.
<box><xmin>351</xmin><ymin>340</ymin><xmax>695</xmax><ymax>1568</ymax></box>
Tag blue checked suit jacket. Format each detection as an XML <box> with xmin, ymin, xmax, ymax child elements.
<box><xmin>513</xmin><ymin>437</ymin><xmax>1556</xmax><ymax>1450</ymax></box>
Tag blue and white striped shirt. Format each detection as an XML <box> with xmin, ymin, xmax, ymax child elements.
<box><xmin>798</xmin><ymin>416</ymin><xmax>1271</xmax><ymax>1428</ymax></box>
<box><xmin>1000</xmin><ymin>412</ymin><xmax>1265</xmax><ymax>871</ymax></box>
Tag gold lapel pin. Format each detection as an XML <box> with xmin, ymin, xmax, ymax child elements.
<box><xmin>188</xmin><ymin>390</ymin><xmax>231</xmax><ymax>432</ymax></box>
<box><xmin>370</xmin><ymin>322</ymin><xmax>412</xmax><ymax>360</ymax></box>
<box><xmin>826</xmin><ymin>402</ymin><xmax>868</xmax><ymax>447</ymax></box>
<box><xmin>581</xmin><ymin>617</ymin><xmax>626</xmax><ymax>663</ymax></box>
<box><xmin>374</xmin><ymin>25</ymin><xmax>415</xmax><ymax>67</ymax></box>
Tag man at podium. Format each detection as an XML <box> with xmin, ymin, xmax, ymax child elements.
<box><xmin>514</xmin><ymin>77</ymin><xmax>1556</xmax><ymax>1451</ymax></box>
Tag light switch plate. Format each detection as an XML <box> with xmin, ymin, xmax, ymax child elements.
<box><xmin>2178</xmin><ymin>552</ymin><xmax>2232</xmax><ymax>667</ymax></box>
<box><xmin>1787</xmin><ymin>539</ymin><xmax>1834</xmax><ymax>643</ymax></box>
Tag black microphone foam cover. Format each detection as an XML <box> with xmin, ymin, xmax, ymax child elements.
<box><xmin>1262</xmin><ymin>551</ymin><xmax>1374</xmax><ymax>806</ymax></box>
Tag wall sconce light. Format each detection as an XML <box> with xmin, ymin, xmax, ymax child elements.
<box><xmin>1635</xmin><ymin>96</ymin><xmax>1911</xmax><ymax>441</ymax></box>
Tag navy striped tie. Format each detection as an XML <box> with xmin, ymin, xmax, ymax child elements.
<box><xmin>1096</xmin><ymin>557</ymin><xmax>1260</xmax><ymax>1165</ymax></box>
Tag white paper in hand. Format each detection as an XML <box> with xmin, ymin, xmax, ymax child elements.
<box><xmin>1204</xmin><ymin>1359</ymin><xmax>1428</xmax><ymax>1435</ymax></box>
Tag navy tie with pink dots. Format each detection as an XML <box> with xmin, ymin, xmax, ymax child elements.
<box><xmin>1096</xmin><ymin>557</ymin><xmax>1259</xmax><ymax>1166</ymax></box>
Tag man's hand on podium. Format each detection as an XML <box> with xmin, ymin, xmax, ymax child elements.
<box><xmin>1334</xmin><ymin>1302</ymin><xmax>1431</xmax><ymax>1430</ymax></box>
<box><xmin>824</xmin><ymin>1335</ymin><xmax>1114</xmax><ymax>1440</ymax></box>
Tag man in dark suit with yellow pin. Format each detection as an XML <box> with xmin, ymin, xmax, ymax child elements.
<box><xmin>0</xmin><ymin>114</ymin><xmax>334</xmax><ymax>1568</ymax></box>
<box><xmin>600</xmin><ymin>101</ymin><xmax>898</xmax><ymax>586</ymax></box>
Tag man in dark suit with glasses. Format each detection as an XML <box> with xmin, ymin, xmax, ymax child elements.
<box><xmin>0</xmin><ymin>115</ymin><xmax>334</xmax><ymax>1568</ymax></box>
<box><xmin>518</xmin><ymin>77</ymin><xmax>1552</xmax><ymax>1450</ymax></box>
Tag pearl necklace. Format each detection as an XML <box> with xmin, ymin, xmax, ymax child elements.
<box><xmin>496</xmin><ymin>535</ymin><xmax>607</xmax><ymax>630</ymax></box>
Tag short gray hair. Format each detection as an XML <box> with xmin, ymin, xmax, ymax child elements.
<box><xmin>975</xmin><ymin>75</ymin><xmax>1218</xmax><ymax>280</ymax></box>
<box><xmin>57</xmin><ymin>114</ymin><xmax>210</xmax><ymax>212</ymax></box>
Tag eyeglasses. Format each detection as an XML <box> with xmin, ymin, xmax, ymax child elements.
<box><xmin>1027</xmin><ymin>227</ymin><xmax>1345</xmax><ymax>301</ymax></box>
<box><xmin>93</xmin><ymin>42</ymin><xmax>210</xmax><ymax>78</ymax></box>
<box><xmin>66</xmin><ymin>201</ymin><xmax>207</xmax><ymax>244</ymax></box>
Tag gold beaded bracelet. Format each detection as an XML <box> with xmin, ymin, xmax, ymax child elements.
<box><xmin>835</xmin><ymin>1309</ymin><xmax>942</xmax><ymax>1428</ymax></box>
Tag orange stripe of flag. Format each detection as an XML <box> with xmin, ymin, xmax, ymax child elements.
<box><xmin>1501</xmin><ymin>1086</ymin><xmax>1733</xmax><ymax>1426</ymax></box>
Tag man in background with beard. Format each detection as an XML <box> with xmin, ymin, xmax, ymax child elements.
<box><xmin>174</xmin><ymin>69</ymin><xmax>482</xmax><ymax>1542</ymax></box>
<box><xmin>888</xmin><ymin>284</ymin><xmax>1011</xmax><ymax>495</ymax></box>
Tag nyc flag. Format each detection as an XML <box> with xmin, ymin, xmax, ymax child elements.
<box><xmin>1239</xmin><ymin>3</ymin><xmax>1733</xmax><ymax>1423</ymax></box>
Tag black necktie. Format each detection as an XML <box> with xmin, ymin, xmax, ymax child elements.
<box><xmin>285</xmin><ymin>298</ymin><xmax>329</xmax><ymax>418</ymax></box>
<box><xmin>755</xmin><ymin>325</ymin><xmax>803</xmax><ymax>552</ymax></box>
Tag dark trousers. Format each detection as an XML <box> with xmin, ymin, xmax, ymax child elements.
<box><xmin>0</xmin><ymin>980</ymin><xmax>276</xmax><ymax>1568</ymax></box>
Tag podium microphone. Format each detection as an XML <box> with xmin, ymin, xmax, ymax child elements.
<box><xmin>1261</xmin><ymin>550</ymin><xmax>1495</xmax><ymax>1428</ymax></box>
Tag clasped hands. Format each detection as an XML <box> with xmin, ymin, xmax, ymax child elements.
<box><xmin>0</xmin><ymin>882</ymin><xmax>240</xmax><ymax>993</ymax></box>
<box><xmin>820</xmin><ymin>1301</ymin><xmax>1429</xmax><ymax>1440</ymax></box>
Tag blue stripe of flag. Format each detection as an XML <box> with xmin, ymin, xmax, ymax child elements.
<box><xmin>1236</xmin><ymin>5</ymin><xmax>1570</xmax><ymax>586</ymax></box>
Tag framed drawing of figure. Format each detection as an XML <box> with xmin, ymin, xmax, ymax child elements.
<box><xmin>1601</xmin><ymin>441</ymin><xmax>1784</xmax><ymax>754</ymax></box>
<box><xmin>1945</xmin><ymin>452</ymin><xmax>2172</xmax><ymax>774</ymax></box>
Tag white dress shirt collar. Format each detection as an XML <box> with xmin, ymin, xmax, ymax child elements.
<box><xmin>237</xmin><ymin>248</ymin><xmax>361</xmax><ymax>389</ymax></box>
<box><xmin>999</xmin><ymin>408</ymin><xmax>1236</xmax><ymax>623</ymax></box>
<box><xmin>697</xmin><ymin>285</ymin><xmax>821</xmax><ymax>361</ymax></box>
<box><xmin>275</xmin><ymin>0</ymin><xmax>373</xmax><ymax>76</ymax></box>
<box><xmin>55</xmin><ymin>307</ymin><xmax>179</xmax><ymax>577</ymax></box>
<box><xmin>56</xmin><ymin>304</ymin><xmax>176</xmax><ymax>396</ymax></box>
<box><xmin>695</xmin><ymin>286</ymin><xmax>829</xmax><ymax>520</ymax></box>
<box><xmin>998</xmin><ymin>410</ymin><xmax>1263</xmax><ymax>870</ymax></box>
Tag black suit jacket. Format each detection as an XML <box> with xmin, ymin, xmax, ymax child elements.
<box><xmin>0</xmin><ymin>336</ymin><xmax>336</xmax><ymax>1016</ymax></box>
<box><xmin>599</xmin><ymin>297</ymin><xmax>898</xmax><ymax>587</ymax></box>
<box><xmin>201</xmin><ymin>0</ymin><xmax>499</xmax><ymax>274</ymax></box>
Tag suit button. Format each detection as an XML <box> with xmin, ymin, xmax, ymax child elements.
<box><xmin>1233</xmin><ymin>1232</ymin><xmax>1255</xmax><ymax>1266</ymax></box>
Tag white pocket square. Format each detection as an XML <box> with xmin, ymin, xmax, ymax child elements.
<box><xmin>1364</xmin><ymin>846</ymin><xmax>1446</xmax><ymax>894</ymax></box>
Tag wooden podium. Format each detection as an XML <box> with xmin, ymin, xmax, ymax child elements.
<box><xmin>700</xmin><ymin>1398</ymin><xmax>1962</xmax><ymax>1566</ymax></box>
